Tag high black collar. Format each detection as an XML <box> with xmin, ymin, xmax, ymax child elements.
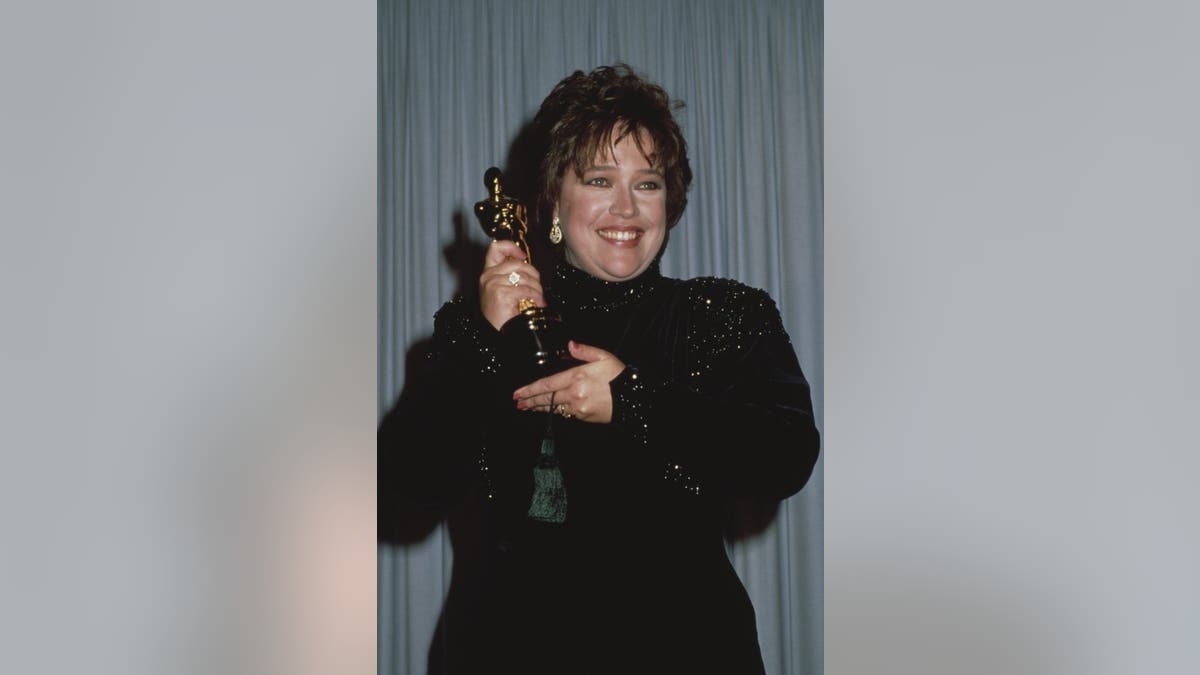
<box><xmin>547</xmin><ymin>259</ymin><xmax>664</xmax><ymax>314</ymax></box>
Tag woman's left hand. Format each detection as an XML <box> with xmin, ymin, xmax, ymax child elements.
<box><xmin>513</xmin><ymin>341</ymin><xmax>625</xmax><ymax>423</ymax></box>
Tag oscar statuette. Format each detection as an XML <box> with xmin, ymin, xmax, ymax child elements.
<box><xmin>474</xmin><ymin>167</ymin><xmax>576</xmax><ymax>381</ymax></box>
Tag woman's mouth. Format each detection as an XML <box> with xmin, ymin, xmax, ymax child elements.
<box><xmin>598</xmin><ymin>228</ymin><xmax>642</xmax><ymax>242</ymax></box>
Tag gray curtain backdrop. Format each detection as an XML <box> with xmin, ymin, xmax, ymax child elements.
<box><xmin>379</xmin><ymin>1</ymin><xmax>822</xmax><ymax>673</ymax></box>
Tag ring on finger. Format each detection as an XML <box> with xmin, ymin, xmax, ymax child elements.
<box><xmin>507</xmin><ymin>271</ymin><xmax>521</xmax><ymax>286</ymax></box>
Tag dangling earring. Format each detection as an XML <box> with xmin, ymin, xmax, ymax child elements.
<box><xmin>549</xmin><ymin>215</ymin><xmax>563</xmax><ymax>244</ymax></box>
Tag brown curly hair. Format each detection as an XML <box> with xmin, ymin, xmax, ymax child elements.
<box><xmin>532</xmin><ymin>64</ymin><xmax>693</xmax><ymax>231</ymax></box>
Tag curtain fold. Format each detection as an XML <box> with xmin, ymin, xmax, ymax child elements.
<box><xmin>380</xmin><ymin>1</ymin><xmax>822</xmax><ymax>672</ymax></box>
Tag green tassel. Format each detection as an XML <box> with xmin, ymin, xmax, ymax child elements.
<box><xmin>527</xmin><ymin>435</ymin><xmax>567</xmax><ymax>523</ymax></box>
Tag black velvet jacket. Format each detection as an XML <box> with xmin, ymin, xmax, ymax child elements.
<box><xmin>379</xmin><ymin>260</ymin><xmax>820</xmax><ymax>674</ymax></box>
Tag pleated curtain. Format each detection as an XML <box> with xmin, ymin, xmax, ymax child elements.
<box><xmin>379</xmin><ymin>1</ymin><xmax>823</xmax><ymax>673</ymax></box>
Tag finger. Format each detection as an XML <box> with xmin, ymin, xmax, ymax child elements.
<box><xmin>486</xmin><ymin>262</ymin><xmax>542</xmax><ymax>286</ymax></box>
<box><xmin>483</xmin><ymin>240</ymin><xmax>528</xmax><ymax>269</ymax></box>
<box><xmin>567</xmin><ymin>340</ymin><xmax>612</xmax><ymax>363</ymax></box>
<box><xmin>512</xmin><ymin>379</ymin><xmax>556</xmax><ymax>403</ymax></box>
<box><xmin>491</xmin><ymin>277</ymin><xmax>545</xmax><ymax>301</ymax></box>
<box><xmin>487</xmin><ymin>258</ymin><xmax>541</xmax><ymax>278</ymax></box>
<box><xmin>535</xmin><ymin>399</ymin><xmax>583</xmax><ymax>419</ymax></box>
<box><xmin>480</xmin><ymin>262</ymin><xmax>541</xmax><ymax>295</ymax></box>
<box><xmin>497</xmin><ymin>289</ymin><xmax>546</xmax><ymax>310</ymax></box>
<box><xmin>513</xmin><ymin>369</ymin><xmax>578</xmax><ymax>402</ymax></box>
<box><xmin>515</xmin><ymin>391</ymin><xmax>559</xmax><ymax>411</ymax></box>
<box><xmin>481</xmin><ymin>273</ymin><xmax>545</xmax><ymax>310</ymax></box>
<box><xmin>485</xmin><ymin>274</ymin><xmax>544</xmax><ymax>297</ymax></box>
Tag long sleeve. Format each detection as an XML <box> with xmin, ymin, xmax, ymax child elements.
<box><xmin>378</xmin><ymin>296</ymin><xmax>509</xmax><ymax>522</ymax></box>
<box><xmin>609</xmin><ymin>281</ymin><xmax>820</xmax><ymax>500</ymax></box>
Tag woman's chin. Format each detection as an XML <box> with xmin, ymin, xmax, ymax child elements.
<box><xmin>595</xmin><ymin>260</ymin><xmax>650</xmax><ymax>282</ymax></box>
<box><xmin>567</xmin><ymin>248</ymin><xmax>654</xmax><ymax>282</ymax></box>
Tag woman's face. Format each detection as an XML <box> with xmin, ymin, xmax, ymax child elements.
<box><xmin>555</xmin><ymin>131</ymin><xmax>667</xmax><ymax>282</ymax></box>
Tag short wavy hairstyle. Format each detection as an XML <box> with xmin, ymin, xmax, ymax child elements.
<box><xmin>532</xmin><ymin>64</ymin><xmax>693</xmax><ymax>231</ymax></box>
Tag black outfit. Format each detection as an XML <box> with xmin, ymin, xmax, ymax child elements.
<box><xmin>380</xmin><ymin>260</ymin><xmax>820</xmax><ymax>675</ymax></box>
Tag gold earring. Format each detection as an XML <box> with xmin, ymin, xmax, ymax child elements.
<box><xmin>549</xmin><ymin>215</ymin><xmax>563</xmax><ymax>244</ymax></box>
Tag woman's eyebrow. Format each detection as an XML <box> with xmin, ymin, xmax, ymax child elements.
<box><xmin>582</xmin><ymin>165</ymin><xmax>664</xmax><ymax>175</ymax></box>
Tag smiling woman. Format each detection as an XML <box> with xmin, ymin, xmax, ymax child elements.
<box><xmin>379</xmin><ymin>64</ymin><xmax>820</xmax><ymax>674</ymax></box>
<box><xmin>555</xmin><ymin>131</ymin><xmax>667</xmax><ymax>281</ymax></box>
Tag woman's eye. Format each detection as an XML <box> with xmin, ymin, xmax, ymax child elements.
<box><xmin>637</xmin><ymin>181</ymin><xmax>661</xmax><ymax>190</ymax></box>
<box><xmin>586</xmin><ymin>177</ymin><xmax>610</xmax><ymax>187</ymax></box>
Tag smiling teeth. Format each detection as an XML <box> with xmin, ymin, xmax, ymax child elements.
<box><xmin>599</xmin><ymin>230</ymin><xmax>640</xmax><ymax>241</ymax></box>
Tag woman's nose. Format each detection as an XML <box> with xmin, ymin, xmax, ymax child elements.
<box><xmin>609</xmin><ymin>186</ymin><xmax>637</xmax><ymax>218</ymax></box>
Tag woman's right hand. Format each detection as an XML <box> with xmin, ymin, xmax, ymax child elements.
<box><xmin>479</xmin><ymin>240</ymin><xmax>544</xmax><ymax>331</ymax></box>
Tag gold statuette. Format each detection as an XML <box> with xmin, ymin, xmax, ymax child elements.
<box><xmin>474</xmin><ymin>167</ymin><xmax>576</xmax><ymax>378</ymax></box>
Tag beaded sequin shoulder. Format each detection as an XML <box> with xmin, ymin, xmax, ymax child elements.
<box><xmin>681</xmin><ymin>277</ymin><xmax>788</xmax><ymax>380</ymax></box>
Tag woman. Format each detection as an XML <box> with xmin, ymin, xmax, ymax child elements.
<box><xmin>381</xmin><ymin>64</ymin><xmax>819</xmax><ymax>674</ymax></box>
